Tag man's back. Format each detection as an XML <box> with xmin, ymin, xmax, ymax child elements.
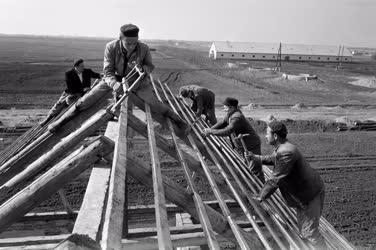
<box><xmin>273</xmin><ymin>141</ymin><xmax>324</xmax><ymax>207</ymax></box>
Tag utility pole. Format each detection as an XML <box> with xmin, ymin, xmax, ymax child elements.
<box><xmin>276</xmin><ymin>42</ymin><xmax>282</xmax><ymax>72</ymax></box>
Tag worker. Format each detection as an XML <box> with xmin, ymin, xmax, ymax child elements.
<box><xmin>103</xmin><ymin>23</ymin><xmax>189</xmax><ymax>134</ymax></box>
<box><xmin>40</xmin><ymin>59</ymin><xmax>101</xmax><ymax>126</ymax></box>
<box><xmin>203</xmin><ymin>97</ymin><xmax>264</xmax><ymax>182</ymax></box>
<box><xmin>179</xmin><ymin>85</ymin><xmax>217</xmax><ymax>125</ymax></box>
<box><xmin>246</xmin><ymin>121</ymin><xmax>327</xmax><ymax>249</ymax></box>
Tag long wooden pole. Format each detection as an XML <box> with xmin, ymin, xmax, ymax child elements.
<box><xmin>0</xmin><ymin>136</ymin><xmax>114</xmax><ymax>233</ymax></box>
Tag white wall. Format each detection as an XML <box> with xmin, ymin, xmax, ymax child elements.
<box><xmin>213</xmin><ymin>52</ymin><xmax>352</xmax><ymax>62</ymax></box>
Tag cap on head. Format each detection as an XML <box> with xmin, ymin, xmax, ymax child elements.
<box><xmin>268</xmin><ymin>120</ymin><xmax>288</xmax><ymax>139</ymax></box>
<box><xmin>120</xmin><ymin>24</ymin><xmax>139</xmax><ymax>38</ymax></box>
<box><xmin>223</xmin><ymin>97</ymin><xmax>238</xmax><ymax>107</ymax></box>
<box><xmin>179</xmin><ymin>87</ymin><xmax>189</xmax><ymax>98</ymax></box>
<box><xmin>73</xmin><ymin>59</ymin><xmax>84</xmax><ymax>67</ymax></box>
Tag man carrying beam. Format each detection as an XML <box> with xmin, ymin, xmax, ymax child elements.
<box><xmin>246</xmin><ymin>121</ymin><xmax>327</xmax><ymax>249</ymax></box>
<box><xmin>179</xmin><ymin>85</ymin><xmax>217</xmax><ymax>126</ymax></box>
<box><xmin>103</xmin><ymin>24</ymin><xmax>189</xmax><ymax>135</ymax></box>
<box><xmin>203</xmin><ymin>97</ymin><xmax>264</xmax><ymax>183</ymax></box>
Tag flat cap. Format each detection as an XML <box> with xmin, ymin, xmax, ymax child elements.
<box><xmin>120</xmin><ymin>24</ymin><xmax>139</xmax><ymax>37</ymax></box>
<box><xmin>223</xmin><ymin>97</ymin><xmax>238</xmax><ymax>107</ymax></box>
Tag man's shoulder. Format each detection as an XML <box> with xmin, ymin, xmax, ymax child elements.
<box><xmin>65</xmin><ymin>68</ymin><xmax>75</xmax><ymax>75</ymax></box>
<box><xmin>277</xmin><ymin>141</ymin><xmax>298</xmax><ymax>154</ymax></box>
<box><xmin>138</xmin><ymin>41</ymin><xmax>150</xmax><ymax>50</ymax></box>
<box><xmin>105</xmin><ymin>39</ymin><xmax>119</xmax><ymax>49</ymax></box>
<box><xmin>229</xmin><ymin>110</ymin><xmax>244</xmax><ymax>119</ymax></box>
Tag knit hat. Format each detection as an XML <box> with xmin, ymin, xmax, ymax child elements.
<box><xmin>120</xmin><ymin>24</ymin><xmax>139</xmax><ymax>37</ymax></box>
<box><xmin>223</xmin><ymin>97</ymin><xmax>238</xmax><ymax>107</ymax></box>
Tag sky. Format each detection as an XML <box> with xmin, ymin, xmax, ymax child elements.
<box><xmin>0</xmin><ymin>0</ymin><xmax>375</xmax><ymax>47</ymax></box>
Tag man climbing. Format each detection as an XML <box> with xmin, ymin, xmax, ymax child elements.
<box><xmin>203</xmin><ymin>97</ymin><xmax>264</xmax><ymax>182</ymax></box>
<box><xmin>179</xmin><ymin>85</ymin><xmax>217</xmax><ymax>126</ymax></box>
<box><xmin>246</xmin><ymin>121</ymin><xmax>327</xmax><ymax>249</ymax></box>
<box><xmin>41</xmin><ymin>59</ymin><xmax>101</xmax><ymax>126</ymax></box>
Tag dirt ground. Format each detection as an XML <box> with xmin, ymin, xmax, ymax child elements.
<box><xmin>0</xmin><ymin>35</ymin><xmax>375</xmax><ymax>248</ymax></box>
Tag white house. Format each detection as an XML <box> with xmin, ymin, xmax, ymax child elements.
<box><xmin>209</xmin><ymin>41</ymin><xmax>353</xmax><ymax>62</ymax></box>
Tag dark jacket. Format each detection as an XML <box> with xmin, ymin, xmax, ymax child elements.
<box><xmin>180</xmin><ymin>85</ymin><xmax>215</xmax><ymax>116</ymax></box>
<box><xmin>65</xmin><ymin>68</ymin><xmax>101</xmax><ymax>94</ymax></box>
<box><xmin>211</xmin><ymin>109</ymin><xmax>261</xmax><ymax>153</ymax></box>
<box><xmin>103</xmin><ymin>40</ymin><xmax>155</xmax><ymax>89</ymax></box>
<box><xmin>258</xmin><ymin>141</ymin><xmax>324</xmax><ymax>208</ymax></box>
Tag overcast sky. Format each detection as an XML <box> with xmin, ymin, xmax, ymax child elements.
<box><xmin>0</xmin><ymin>0</ymin><xmax>375</xmax><ymax>47</ymax></box>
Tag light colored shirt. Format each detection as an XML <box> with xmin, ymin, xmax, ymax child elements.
<box><xmin>76</xmin><ymin>71</ymin><xmax>83</xmax><ymax>83</ymax></box>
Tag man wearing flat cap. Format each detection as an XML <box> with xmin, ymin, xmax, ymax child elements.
<box><xmin>102</xmin><ymin>23</ymin><xmax>189</xmax><ymax>134</ymax></box>
<box><xmin>179</xmin><ymin>85</ymin><xmax>217</xmax><ymax>125</ymax></box>
<box><xmin>203</xmin><ymin>97</ymin><xmax>264</xmax><ymax>182</ymax></box>
<box><xmin>41</xmin><ymin>59</ymin><xmax>101</xmax><ymax>126</ymax></box>
<box><xmin>246</xmin><ymin>121</ymin><xmax>327</xmax><ymax>249</ymax></box>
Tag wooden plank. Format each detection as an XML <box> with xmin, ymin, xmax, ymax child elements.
<box><xmin>145</xmin><ymin>103</ymin><xmax>173</xmax><ymax>250</ymax></box>
<box><xmin>0</xmin><ymin>136</ymin><xmax>113</xmax><ymax>234</ymax></box>
<box><xmin>72</xmin><ymin>162</ymin><xmax>111</xmax><ymax>240</ymax></box>
<box><xmin>101</xmin><ymin>100</ymin><xmax>129</xmax><ymax>250</ymax></box>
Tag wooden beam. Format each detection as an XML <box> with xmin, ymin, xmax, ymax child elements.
<box><xmin>0</xmin><ymin>136</ymin><xmax>114</xmax><ymax>234</ymax></box>
<box><xmin>0</xmin><ymin>90</ymin><xmax>112</xmax><ymax>186</ymax></box>
<box><xmin>145</xmin><ymin>104</ymin><xmax>173</xmax><ymax>250</ymax></box>
<box><xmin>54</xmin><ymin>234</ymin><xmax>101</xmax><ymax>250</ymax></box>
<box><xmin>0</xmin><ymin>109</ymin><xmax>115</xmax><ymax>192</ymax></box>
<box><xmin>101</xmin><ymin>100</ymin><xmax>129</xmax><ymax>250</ymax></box>
<box><xmin>72</xmin><ymin>161</ymin><xmax>111</xmax><ymax>241</ymax></box>
<box><xmin>124</xmin><ymin>155</ymin><xmax>261</xmax><ymax>247</ymax></box>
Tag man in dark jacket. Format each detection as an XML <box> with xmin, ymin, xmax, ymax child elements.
<box><xmin>179</xmin><ymin>85</ymin><xmax>217</xmax><ymax>126</ymax></box>
<box><xmin>40</xmin><ymin>59</ymin><xmax>101</xmax><ymax>125</ymax></box>
<box><xmin>203</xmin><ymin>97</ymin><xmax>264</xmax><ymax>182</ymax></box>
<box><xmin>246</xmin><ymin>121</ymin><xmax>326</xmax><ymax>249</ymax></box>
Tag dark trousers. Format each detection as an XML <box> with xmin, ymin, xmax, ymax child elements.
<box><xmin>296</xmin><ymin>189</ymin><xmax>327</xmax><ymax>249</ymax></box>
<box><xmin>47</xmin><ymin>91</ymin><xmax>81</xmax><ymax>118</ymax></box>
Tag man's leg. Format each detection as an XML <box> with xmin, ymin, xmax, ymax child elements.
<box><xmin>132</xmin><ymin>86</ymin><xmax>189</xmax><ymax>134</ymax></box>
<box><xmin>41</xmin><ymin>92</ymin><xmax>69</xmax><ymax>125</ymax></box>
<box><xmin>297</xmin><ymin>189</ymin><xmax>327</xmax><ymax>249</ymax></box>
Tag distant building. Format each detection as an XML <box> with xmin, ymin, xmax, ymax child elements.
<box><xmin>209</xmin><ymin>41</ymin><xmax>353</xmax><ymax>62</ymax></box>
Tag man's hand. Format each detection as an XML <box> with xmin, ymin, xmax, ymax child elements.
<box><xmin>203</xmin><ymin>128</ymin><xmax>213</xmax><ymax>136</ymax></box>
<box><xmin>142</xmin><ymin>65</ymin><xmax>151</xmax><ymax>74</ymax></box>
<box><xmin>245</xmin><ymin>151</ymin><xmax>256</xmax><ymax>161</ymax></box>
<box><xmin>112</xmin><ymin>82</ymin><xmax>122</xmax><ymax>93</ymax></box>
<box><xmin>250</xmin><ymin>194</ymin><xmax>263</xmax><ymax>202</ymax></box>
<box><xmin>83</xmin><ymin>87</ymin><xmax>90</xmax><ymax>93</ymax></box>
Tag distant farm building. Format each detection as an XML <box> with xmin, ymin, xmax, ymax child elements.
<box><xmin>209</xmin><ymin>41</ymin><xmax>353</xmax><ymax>62</ymax></box>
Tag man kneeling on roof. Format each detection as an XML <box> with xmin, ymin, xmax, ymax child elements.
<box><xmin>246</xmin><ymin>121</ymin><xmax>327</xmax><ymax>249</ymax></box>
<box><xmin>203</xmin><ymin>97</ymin><xmax>264</xmax><ymax>183</ymax></box>
<box><xmin>40</xmin><ymin>59</ymin><xmax>101</xmax><ymax>126</ymax></box>
<box><xmin>179</xmin><ymin>85</ymin><xmax>217</xmax><ymax>126</ymax></box>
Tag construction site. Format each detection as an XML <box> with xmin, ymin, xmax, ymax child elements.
<box><xmin>0</xmin><ymin>34</ymin><xmax>375</xmax><ymax>250</ymax></box>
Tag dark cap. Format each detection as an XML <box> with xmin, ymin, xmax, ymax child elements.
<box><xmin>120</xmin><ymin>24</ymin><xmax>139</xmax><ymax>37</ymax></box>
<box><xmin>179</xmin><ymin>87</ymin><xmax>190</xmax><ymax>98</ymax></box>
<box><xmin>223</xmin><ymin>97</ymin><xmax>238</xmax><ymax>107</ymax></box>
<box><xmin>268</xmin><ymin>120</ymin><xmax>288</xmax><ymax>139</ymax></box>
<box><xmin>73</xmin><ymin>59</ymin><xmax>84</xmax><ymax>67</ymax></box>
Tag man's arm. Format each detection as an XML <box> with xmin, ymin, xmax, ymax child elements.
<box><xmin>141</xmin><ymin>47</ymin><xmax>155</xmax><ymax>74</ymax></box>
<box><xmin>211</xmin><ymin>118</ymin><xmax>227</xmax><ymax>130</ymax></box>
<box><xmin>90</xmin><ymin>69</ymin><xmax>101</xmax><ymax>79</ymax></box>
<box><xmin>210</xmin><ymin>117</ymin><xmax>238</xmax><ymax>136</ymax></box>
<box><xmin>195</xmin><ymin>93</ymin><xmax>204</xmax><ymax>117</ymax></box>
<box><xmin>103</xmin><ymin>43</ymin><xmax>117</xmax><ymax>88</ymax></box>
<box><xmin>259</xmin><ymin>151</ymin><xmax>296</xmax><ymax>200</ymax></box>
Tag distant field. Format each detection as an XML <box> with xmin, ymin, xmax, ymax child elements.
<box><xmin>1</xmin><ymin>35</ymin><xmax>376</xmax><ymax>108</ymax></box>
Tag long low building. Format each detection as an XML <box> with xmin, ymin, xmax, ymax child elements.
<box><xmin>209</xmin><ymin>41</ymin><xmax>353</xmax><ymax>62</ymax></box>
